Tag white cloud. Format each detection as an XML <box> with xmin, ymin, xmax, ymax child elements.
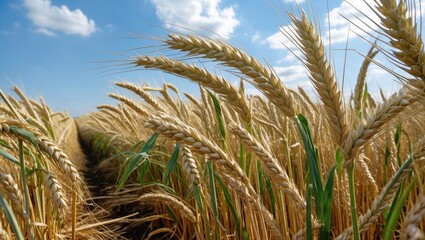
<box><xmin>267</xmin><ymin>0</ymin><xmax>425</xmax><ymax>49</ymax></box>
<box><xmin>276</xmin><ymin>49</ymin><xmax>302</xmax><ymax>64</ymax></box>
<box><xmin>368</xmin><ymin>64</ymin><xmax>390</xmax><ymax>79</ymax></box>
<box><xmin>150</xmin><ymin>0</ymin><xmax>239</xmax><ymax>39</ymax></box>
<box><xmin>326</xmin><ymin>0</ymin><xmax>425</xmax><ymax>44</ymax></box>
<box><xmin>265</xmin><ymin>1</ymin><xmax>372</xmax><ymax>50</ymax></box>
<box><xmin>251</xmin><ymin>31</ymin><xmax>260</xmax><ymax>42</ymax></box>
<box><xmin>36</xmin><ymin>27</ymin><xmax>55</xmax><ymax>36</ymax></box>
<box><xmin>245</xmin><ymin>88</ymin><xmax>262</xmax><ymax>96</ymax></box>
<box><xmin>324</xmin><ymin>1</ymin><xmax>379</xmax><ymax>44</ymax></box>
<box><xmin>24</xmin><ymin>0</ymin><xmax>96</xmax><ymax>37</ymax></box>
<box><xmin>266</xmin><ymin>25</ymin><xmax>297</xmax><ymax>50</ymax></box>
<box><xmin>273</xmin><ymin>65</ymin><xmax>307</xmax><ymax>83</ymax></box>
<box><xmin>274</xmin><ymin>64</ymin><xmax>313</xmax><ymax>90</ymax></box>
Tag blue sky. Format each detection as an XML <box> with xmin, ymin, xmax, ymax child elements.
<box><xmin>0</xmin><ymin>0</ymin><xmax>410</xmax><ymax>116</ymax></box>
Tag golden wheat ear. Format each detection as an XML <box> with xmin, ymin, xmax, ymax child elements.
<box><xmin>401</xmin><ymin>195</ymin><xmax>425</xmax><ymax>240</ymax></box>
<box><xmin>139</xmin><ymin>193</ymin><xmax>196</xmax><ymax>223</ymax></box>
<box><xmin>164</xmin><ymin>34</ymin><xmax>296</xmax><ymax>117</ymax></box>
<box><xmin>228</xmin><ymin>121</ymin><xmax>306</xmax><ymax>211</ymax></box>
<box><xmin>145</xmin><ymin>113</ymin><xmax>283</xmax><ymax>238</ymax></box>
<box><xmin>0</xmin><ymin>171</ymin><xmax>24</xmax><ymax>216</ymax></box>
<box><xmin>353</xmin><ymin>44</ymin><xmax>379</xmax><ymax>115</ymax></box>
<box><xmin>115</xmin><ymin>81</ymin><xmax>166</xmax><ymax>112</ymax></box>
<box><xmin>371</xmin><ymin>0</ymin><xmax>425</xmax><ymax>81</ymax></box>
<box><xmin>288</xmin><ymin>11</ymin><xmax>348</xmax><ymax>146</ymax></box>
<box><xmin>343</xmin><ymin>88</ymin><xmax>417</xmax><ymax>166</ymax></box>
<box><xmin>132</xmin><ymin>56</ymin><xmax>252</xmax><ymax>123</ymax></box>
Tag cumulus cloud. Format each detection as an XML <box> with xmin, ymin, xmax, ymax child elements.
<box><xmin>266</xmin><ymin>25</ymin><xmax>296</xmax><ymax>50</ymax></box>
<box><xmin>273</xmin><ymin>65</ymin><xmax>308</xmax><ymax>83</ymax></box>
<box><xmin>324</xmin><ymin>1</ymin><xmax>379</xmax><ymax>44</ymax></box>
<box><xmin>266</xmin><ymin>0</ymin><xmax>425</xmax><ymax>50</ymax></box>
<box><xmin>265</xmin><ymin>1</ymin><xmax>378</xmax><ymax>47</ymax></box>
<box><xmin>150</xmin><ymin>0</ymin><xmax>239</xmax><ymax>39</ymax></box>
<box><xmin>24</xmin><ymin>0</ymin><xmax>96</xmax><ymax>37</ymax></box>
<box><xmin>265</xmin><ymin>1</ymin><xmax>372</xmax><ymax>50</ymax></box>
<box><xmin>326</xmin><ymin>0</ymin><xmax>425</xmax><ymax>44</ymax></box>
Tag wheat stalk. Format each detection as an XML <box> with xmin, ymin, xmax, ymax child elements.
<box><xmin>354</xmin><ymin>44</ymin><xmax>379</xmax><ymax>114</ymax></box>
<box><xmin>0</xmin><ymin>106</ymin><xmax>16</xmax><ymax>118</ymax></box>
<box><xmin>373</xmin><ymin>0</ymin><xmax>425</xmax><ymax>82</ymax></box>
<box><xmin>37</xmin><ymin>135</ymin><xmax>81</xmax><ymax>182</ymax></box>
<box><xmin>12</xmin><ymin>86</ymin><xmax>39</xmax><ymax>121</ymax></box>
<box><xmin>160</xmin><ymin>84</ymin><xmax>180</xmax><ymax>115</ymax></box>
<box><xmin>108</xmin><ymin>93</ymin><xmax>150</xmax><ymax>117</ymax></box>
<box><xmin>343</xmin><ymin>88</ymin><xmax>416</xmax><ymax>167</ymax></box>
<box><xmin>164</xmin><ymin>82</ymin><xmax>179</xmax><ymax>94</ymax></box>
<box><xmin>336</xmin><ymin>144</ymin><xmax>424</xmax><ymax>240</ymax></box>
<box><xmin>97</xmin><ymin>105</ymin><xmax>135</xmax><ymax>133</ymax></box>
<box><xmin>228</xmin><ymin>121</ymin><xmax>306</xmax><ymax>211</ymax></box>
<box><xmin>357</xmin><ymin>153</ymin><xmax>379</xmax><ymax>194</ymax></box>
<box><xmin>139</xmin><ymin>193</ymin><xmax>196</xmax><ymax>222</ymax></box>
<box><xmin>289</xmin><ymin>12</ymin><xmax>348</xmax><ymax>145</ymax></box>
<box><xmin>133</xmin><ymin>56</ymin><xmax>252</xmax><ymax>123</ymax></box>
<box><xmin>184</xmin><ymin>93</ymin><xmax>202</xmax><ymax>109</ymax></box>
<box><xmin>220</xmin><ymin>174</ymin><xmax>283</xmax><ymax>239</ymax></box>
<box><xmin>0</xmin><ymin>120</ymin><xmax>81</xmax><ymax>183</ymax></box>
<box><xmin>115</xmin><ymin>82</ymin><xmax>166</xmax><ymax>112</ymax></box>
<box><xmin>164</xmin><ymin>34</ymin><xmax>296</xmax><ymax>117</ymax></box>
<box><xmin>145</xmin><ymin>113</ymin><xmax>247</xmax><ymax>184</ymax></box>
<box><xmin>145</xmin><ymin>113</ymin><xmax>283</xmax><ymax>237</ymax></box>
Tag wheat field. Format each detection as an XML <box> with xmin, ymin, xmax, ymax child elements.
<box><xmin>1</xmin><ymin>0</ymin><xmax>425</xmax><ymax>239</ymax></box>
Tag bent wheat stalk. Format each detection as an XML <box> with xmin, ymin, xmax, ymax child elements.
<box><xmin>343</xmin><ymin>88</ymin><xmax>417</xmax><ymax>167</ymax></box>
<box><xmin>289</xmin><ymin>12</ymin><xmax>348</xmax><ymax>145</ymax></box>
<box><xmin>108</xmin><ymin>93</ymin><xmax>150</xmax><ymax>117</ymax></box>
<box><xmin>145</xmin><ymin>113</ymin><xmax>282</xmax><ymax>238</ymax></box>
<box><xmin>133</xmin><ymin>56</ymin><xmax>252</xmax><ymax>123</ymax></box>
<box><xmin>0</xmin><ymin>120</ymin><xmax>81</xmax><ymax>183</ymax></box>
<box><xmin>145</xmin><ymin>114</ymin><xmax>247</xmax><ymax>184</ymax></box>
<box><xmin>115</xmin><ymin>82</ymin><xmax>166</xmax><ymax>112</ymax></box>
<box><xmin>228</xmin><ymin>121</ymin><xmax>306</xmax><ymax>211</ymax></box>
<box><xmin>353</xmin><ymin>44</ymin><xmax>379</xmax><ymax>115</ymax></box>
<box><xmin>164</xmin><ymin>34</ymin><xmax>296</xmax><ymax>117</ymax></box>
<box><xmin>372</xmin><ymin>0</ymin><xmax>425</xmax><ymax>83</ymax></box>
<box><xmin>139</xmin><ymin>193</ymin><xmax>196</xmax><ymax>223</ymax></box>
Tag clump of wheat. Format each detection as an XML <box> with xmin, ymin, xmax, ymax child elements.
<box><xmin>0</xmin><ymin>88</ymin><xmax>119</xmax><ymax>239</ymax></box>
<box><xmin>73</xmin><ymin>0</ymin><xmax>425</xmax><ymax>239</ymax></box>
<box><xmin>139</xmin><ymin>193</ymin><xmax>196</xmax><ymax>222</ymax></box>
